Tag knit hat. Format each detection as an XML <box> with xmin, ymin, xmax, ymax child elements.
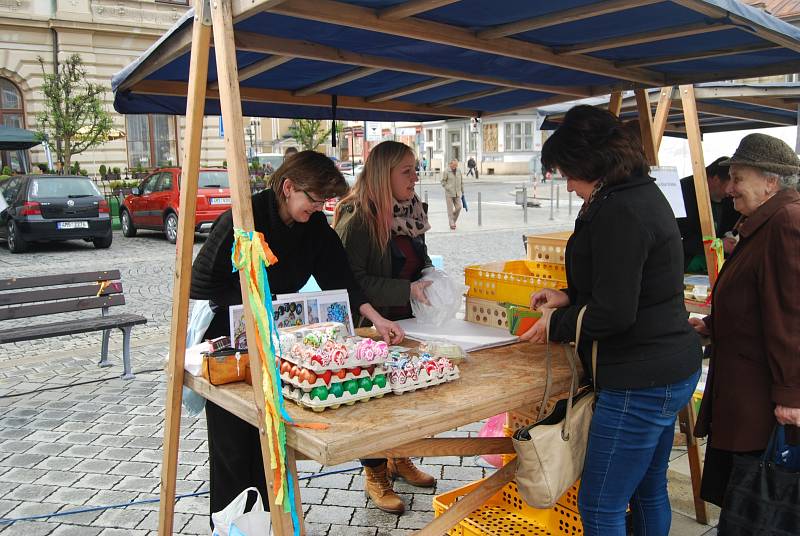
<box><xmin>720</xmin><ymin>133</ymin><xmax>800</xmax><ymax>176</ymax></box>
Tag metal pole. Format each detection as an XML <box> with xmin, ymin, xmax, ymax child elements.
<box><xmin>478</xmin><ymin>191</ymin><xmax>482</xmax><ymax>226</ymax></box>
<box><xmin>522</xmin><ymin>185</ymin><xmax>528</xmax><ymax>224</ymax></box>
<box><xmin>424</xmin><ymin>189</ymin><xmax>428</xmax><ymax>206</ymax></box>
<box><xmin>549</xmin><ymin>178</ymin><xmax>555</xmax><ymax>221</ymax></box>
<box><xmin>556</xmin><ymin>182</ymin><xmax>560</xmax><ymax>209</ymax></box>
<box><xmin>569</xmin><ymin>190</ymin><xmax>573</xmax><ymax>216</ymax></box>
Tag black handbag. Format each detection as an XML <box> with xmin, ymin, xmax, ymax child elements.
<box><xmin>718</xmin><ymin>426</ymin><xmax>800</xmax><ymax>535</ymax></box>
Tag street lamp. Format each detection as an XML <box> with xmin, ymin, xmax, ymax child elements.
<box><xmin>246</xmin><ymin>118</ymin><xmax>261</xmax><ymax>159</ymax></box>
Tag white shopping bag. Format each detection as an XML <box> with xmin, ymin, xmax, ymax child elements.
<box><xmin>211</xmin><ymin>487</ymin><xmax>272</xmax><ymax>536</ymax></box>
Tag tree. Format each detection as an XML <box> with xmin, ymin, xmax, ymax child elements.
<box><xmin>289</xmin><ymin>119</ymin><xmax>332</xmax><ymax>151</ymax></box>
<box><xmin>35</xmin><ymin>54</ymin><xmax>113</xmax><ymax>174</ymax></box>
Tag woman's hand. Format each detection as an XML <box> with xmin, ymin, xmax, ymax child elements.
<box><xmin>688</xmin><ymin>317</ymin><xmax>709</xmax><ymax>336</ymax></box>
<box><xmin>410</xmin><ymin>280</ymin><xmax>433</xmax><ymax>305</ymax></box>
<box><xmin>775</xmin><ymin>405</ymin><xmax>800</xmax><ymax>427</ymax></box>
<box><xmin>530</xmin><ymin>288</ymin><xmax>570</xmax><ymax>311</ymax></box>
<box><xmin>520</xmin><ymin>307</ymin><xmax>554</xmax><ymax>343</ymax></box>
<box><xmin>372</xmin><ymin>317</ymin><xmax>405</xmax><ymax>345</ymax></box>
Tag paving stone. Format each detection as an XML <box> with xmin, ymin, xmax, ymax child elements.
<box><xmin>4</xmin><ymin>484</ymin><xmax>59</xmax><ymax>503</ymax></box>
<box><xmin>0</xmin><ymin>440</ymin><xmax>37</xmax><ymax>454</ymax></box>
<box><xmin>0</xmin><ymin>498</ymin><xmax>20</xmax><ymax>517</ymax></box>
<box><xmin>115</xmin><ymin>476</ymin><xmax>159</xmax><ymax>493</ymax></box>
<box><xmin>305</xmin><ymin>522</ymin><xmax>331</xmax><ymax>536</ymax></box>
<box><xmin>74</xmin><ymin>473</ymin><xmax>124</xmax><ymax>490</ymax></box>
<box><xmin>33</xmin><ymin>456</ymin><xmax>81</xmax><ymax>471</ymax></box>
<box><xmin>99</xmin><ymin>447</ymin><xmax>140</xmax><ymax>461</ymax></box>
<box><xmin>0</xmin><ymin>467</ymin><xmax>46</xmax><ymax>484</ymax></box>
<box><xmin>72</xmin><ymin>459</ymin><xmax>118</xmax><ymax>474</ymax></box>
<box><xmin>47</xmin><ymin>487</ymin><xmax>95</xmax><ymax>505</ymax></box>
<box><xmin>131</xmin><ymin>449</ymin><xmax>163</xmax><ymax>464</ymax></box>
<box><xmin>396</xmin><ymin>509</ymin><xmax>433</xmax><ymax>530</ymax></box>
<box><xmin>0</xmin><ymin>520</ymin><xmax>54</xmax><ymax>536</ymax></box>
<box><xmin>60</xmin><ymin>445</ymin><xmax>105</xmax><ymax>459</ymax></box>
<box><xmin>328</xmin><ymin>526</ymin><xmax>377</xmax><ymax>536</ymax></box>
<box><xmin>0</xmin><ymin>453</ymin><xmax>48</xmax><ymax>468</ymax></box>
<box><xmin>305</xmin><ymin>504</ymin><xmax>354</xmax><ymax>524</ymax></box>
<box><xmin>109</xmin><ymin>461</ymin><xmax>157</xmax><ymax>477</ymax></box>
<box><xmin>351</xmin><ymin>506</ymin><xmax>403</xmax><ymax>529</ymax></box>
<box><xmin>51</xmin><ymin>524</ymin><xmax>104</xmax><ymax>535</ymax></box>
<box><xmin>0</xmin><ymin>429</ymin><xmax>30</xmax><ymax>440</ymax></box>
<box><xmin>97</xmin><ymin>527</ymin><xmax>148</xmax><ymax>535</ymax></box>
<box><xmin>441</xmin><ymin>465</ymin><xmax>484</xmax><ymax>482</ymax></box>
<box><xmin>305</xmin><ymin>473</ymin><xmax>353</xmax><ymax>490</ymax></box>
<box><xmin>323</xmin><ymin>489</ymin><xmax>367</xmax><ymax>508</ymax></box>
<box><xmin>92</xmin><ymin>434</ymin><xmax>132</xmax><ymax>448</ymax></box>
<box><xmin>180</xmin><ymin>513</ymin><xmax>213</xmax><ymax>535</ymax></box>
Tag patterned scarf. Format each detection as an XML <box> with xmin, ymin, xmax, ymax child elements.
<box><xmin>392</xmin><ymin>194</ymin><xmax>431</xmax><ymax>238</ymax></box>
<box><xmin>578</xmin><ymin>180</ymin><xmax>606</xmax><ymax>218</ymax></box>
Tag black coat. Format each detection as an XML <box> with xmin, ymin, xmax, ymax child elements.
<box><xmin>549</xmin><ymin>175</ymin><xmax>702</xmax><ymax>389</ymax></box>
<box><xmin>190</xmin><ymin>188</ymin><xmax>367</xmax><ymax>339</ymax></box>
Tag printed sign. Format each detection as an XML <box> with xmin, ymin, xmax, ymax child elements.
<box><xmin>650</xmin><ymin>166</ymin><xmax>687</xmax><ymax>218</ymax></box>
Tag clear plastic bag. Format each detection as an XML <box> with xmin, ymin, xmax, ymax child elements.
<box><xmin>410</xmin><ymin>268</ymin><xmax>467</xmax><ymax>327</ymax></box>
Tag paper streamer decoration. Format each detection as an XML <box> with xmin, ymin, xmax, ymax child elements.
<box><xmin>231</xmin><ymin>228</ymin><xmax>301</xmax><ymax>535</ymax></box>
<box><xmin>703</xmin><ymin>236</ymin><xmax>725</xmax><ymax>280</ymax></box>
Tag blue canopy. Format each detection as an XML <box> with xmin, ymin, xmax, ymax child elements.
<box><xmin>112</xmin><ymin>0</ymin><xmax>800</xmax><ymax>121</ymax></box>
<box><xmin>539</xmin><ymin>82</ymin><xmax>800</xmax><ymax>135</ymax></box>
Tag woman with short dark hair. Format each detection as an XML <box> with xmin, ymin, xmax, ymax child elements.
<box><xmin>191</xmin><ymin>150</ymin><xmax>404</xmax><ymax>522</ymax></box>
<box><xmin>522</xmin><ymin>105</ymin><xmax>702</xmax><ymax>536</ymax></box>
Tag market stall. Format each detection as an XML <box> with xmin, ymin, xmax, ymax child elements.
<box><xmin>111</xmin><ymin>1</ymin><xmax>800</xmax><ymax>534</ymax></box>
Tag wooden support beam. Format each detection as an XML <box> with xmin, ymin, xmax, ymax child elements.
<box><xmin>378</xmin><ymin>0</ymin><xmax>459</xmax><ymax>20</ymax></box>
<box><xmin>210</xmin><ymin>0</ymin><xmax>298</xmax><ymax>533</ymax></box>
<box><xmin>635</xmin><ymin>88</ymin><xmax>658</xmax><ymax>166</ymax></box>
<box><xmin>720</xmin><ymin>96</ymin><xmax>797</xmax><ymax>114</ymax></box>
<box><xmin>209</xmin><ymin>54</ymin><xmax>292</xmax><ymax>90</ymax></box>
<box><xmin>693</xmin><ymin>85</ymin><xmax>800</xmax><ymax>100</ymax></box>
<box><xmin>116</xmin><ymin>26</ymin><xmax>194</xmax><ymax>92</ymax></box>
<box><xmin>618</xmin><ymin>42</ymin><xmax>780</xmax><ymax>68</ymax></box>
<box><xmin>232</xmin><ymin>0</ymin><xmax>290</xmax><ymax>23</ymax></box>
<box><xmin>693</xmin><ymin>101</ymin><xmax>793</xmax><ymax>126</ymax></box>
<box><xmin>131</xmin><ymin>79</ymin><xmax>477</xmax><ymax>117</ymax></box>
<box><xmin>268</xmin><ymin>0</ymin><xmax>665</xmax><ymax>86</ymax></box>
<box><xmin>294</xmin><ymin>66</ymin><xmax>381</xmax><ymax>96</ymax></box>
<box><xmin>679</xmin><ymin>404</ymin><xmax>710</xmax><ymax>524</ymax></box>
<box><xmin>653</xmin><ymin>86</ymin><xmax>675</xmax><ymax>151</ymax></box>
<box><xmin>476</xmin><ymin>0</ymin><xmax>661</xmax><ymax>39</ymax></box>
<box><xmin>432</xmin><ymin>87</ymin><xmax>514</xmax><ymax>107</ymax></box>
<box><xmin>556</xmin><ymin>21</ymin><xmax>733</xmax><ymax>56</ymax></box>
<box><xmin>376</xmin><ymin>437</ymin><xmax>515</xmax><ymax>458</ymax></box>
<box><xmin>608</xmin><ymin>91</ymin><xmax>623</xmax><ymax>117</ymax></box>
<box><xmin>367</xmin><ymin>77</ymin><xmax>455</xmax><ymax>102</ymax></box>
<box><xmin>673</xmin><ymin>59</ymin><xmax>800</xmax><ymax>87</ymax></box>
<box><xmin>232</xmin><ymin>30</ymin><xmax>590</xmax><ymax>97</ymax></box>
<box><xmin>158</xmin><ymin>9</ymin><xmax>211</xmax><ymax>536</ymax></box>
<box><xmin>679</xmin><ymin>84</ymin><xmax>718</xmax><ymax>287</ymax></box>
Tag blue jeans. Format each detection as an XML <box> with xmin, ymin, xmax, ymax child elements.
<box><xmin>578</xmin><ymin>370</ymin><xmax>700</xmax><ymax>536</ymax></box>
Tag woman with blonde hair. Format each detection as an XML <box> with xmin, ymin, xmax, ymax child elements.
<box><xmin>334</xmin><ymin>140</ymin><xmax>435</xmax><ymax>514</ymax></box>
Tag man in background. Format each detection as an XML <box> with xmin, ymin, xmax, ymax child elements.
<box><xmin>678</xmin><ymin>156</ymin><xmax>741</xmax><ymax>273</ymax></box>
<box><xmin>441</xmin><ymin>159</ymin><xmax>463</xmax><ymax>231</ymax></box>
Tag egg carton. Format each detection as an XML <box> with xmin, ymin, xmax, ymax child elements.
<box><xmin>282</xmin><ymin>382</ymin><xmax>391</xmax><ymax>412</ymax></box>
<box><xmin>280</xmin><ymin>365</ymin><xmax>388</xmax><ymax>392</ymax></box>
<box><xmin>277</xmin><ymin>344</ymin><xmax>389</xmax><ymax>372</ymax></box>
<box><xmin>388</xmin><ymin>366</ymin><xmax>460</xmax><ymax>395</ymax></box>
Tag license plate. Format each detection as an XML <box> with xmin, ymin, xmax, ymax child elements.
<box><xmin>57</xmin><ymin>221</ymin><xmax>89</xmax><ymax>229</ymax></box>
<box><xmin>210</xmin><ymin>197</ymin><xmax>231</xmax><ymax>205</ymax></box>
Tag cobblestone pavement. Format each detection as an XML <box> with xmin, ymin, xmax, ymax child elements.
<box><xmin>0</xmin><ymin>190</ymin><xmax>717</xmax><ymax>535</ymax></box>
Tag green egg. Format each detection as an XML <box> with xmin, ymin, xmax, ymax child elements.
<box><xmin>329</xmin><ymin>383</ymin><xmax>344</xmax><ymax>398</ymax></box>
<box><xmin>373</xmin><ymin>374</ymin><xmax>387</xmax><ymax>388</ymax></box>
<box><xmin>358</xmin><ymin>377</ymin><xmax>373</xmax><ymax>392</ymax></box>
<box><xmin>310</xmin><ymin>386</ymin><xmax>329</xmax><ymax>401</ymax></box>
<box><xmin>343</xmin><ymin>379</ymin><xmax>359</xmax><ymax>395</ymax></box>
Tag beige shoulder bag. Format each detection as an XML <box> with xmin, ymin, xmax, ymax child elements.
<box><xmin>512</xmin><ymin>305</ymin><xmax>598</xmax><ymax>509</ymax></box>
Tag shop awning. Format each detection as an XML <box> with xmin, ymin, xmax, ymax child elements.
<box><xmin>112</xmin><ymin>0</ymin><xmax>800</xmax><ymax>121</ymax></box>
<box><xmin>0</xmin><ymin>126</ymin><xmax>41</xmax><ymax>150</ymax></box>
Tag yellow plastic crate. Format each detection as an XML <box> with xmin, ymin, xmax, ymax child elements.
<box><xmin>523</xmin><ymin>260</ymin><xmax>568</xmax><ymax>281</ymax></box>
<box><xmin>465</xmin><ymin>298</ymin><xmax>509</xmax><ymax>330</ymax></box>
<box><xmin>526</xmin><ymin>232</ymin><xmax>571</xmax><ymax>265</ymax></box>
<box><xmin>433</xmin><ymin>479</ymin><xmax>583</xmax><ymax>535</ymax></box>
<box><xmin>465</xmin><ymin>260</ymin><xmax>564</xmax><ymax>307</ymax></box>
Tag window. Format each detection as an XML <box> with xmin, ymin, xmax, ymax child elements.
<box><xmin>126</xmin><ymin>115</ymin><xmax>179</xmax><ymax>170</ymax></box>
<box><xmin>504</xmin><ymin>121</ymin><xmax>533</xmax><ymax>152</ymax></box>
<box><xmin>469</xmin><ymin>131</ymin><xmax>477</xmax><ymax>153</ymax></box>
<box><xmin>140</xmin><ymin>174</ymin><xmax>160</xmax><ymax>195</ymax></box>
<box><xmin>483</xmin><ymin>123</ymin><xmax>498</xmax><ymax>152</ymax></box>
<box><xmin>1</xmin><ymin>177</ymin><xmax>22</xmax><ymax>204</ymax></box>
<box><xmin>434</xmin><ymin>129</ymin><xmax>442</xmax><ymax>151</ymax></box>
<box><xmin>0</xmin><ymin>78</ymin><xmax>26</xmax><ymax>173</ymax></box>
<box><xmin>425</xmin><ymin>130</ymin><xmax>433</xmax><ymax>142</ymax></box>
<box><xmin>156</xmin><ymin>173</ymin><xmax>174</xmax><ymax>192</ymax></box>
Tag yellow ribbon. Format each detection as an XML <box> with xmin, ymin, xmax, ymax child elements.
<box><xmin>702</xmin><ymin>236</ymin><xmax>725</xmax><ymax>278</ymax></box>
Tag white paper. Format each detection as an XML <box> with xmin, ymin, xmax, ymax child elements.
<box><xmin>650</xmin><ymin>166</ymin><xmax>686</xmax><ymax>218</ymax></box>
<box><xmin>396</xmin><ymin>318</ymin><xmax>518</xmax><ymax>353</ymax></box>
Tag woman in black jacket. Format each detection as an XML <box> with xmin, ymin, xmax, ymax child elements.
<box><xmin>190</xmin><ymin>150</ymin><xmax>404</xmax><ymax>521</ymax></box>
<box><xmin>522</xmin><ymin>106</ymin><xmax>702</xmax><ymax>536</ymax></box>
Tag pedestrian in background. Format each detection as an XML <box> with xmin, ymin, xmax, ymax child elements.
<box><xmin>441</xmin><ymin>159</ymin><xmax>463</xmax><ymax>230</ymax></box>
<box><xmin>421</xmin><ymin>156</ymin><xmax>428</xmax><ymax>172</ymax></box>
<box><xmin>466</xmin><ymin>156</ymin><xmax>479</xmax><ymax>179</ymax></box>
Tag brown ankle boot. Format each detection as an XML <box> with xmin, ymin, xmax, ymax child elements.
<box><xmin>387</xmin><ymin>457</ymin><xmax>436</xmax><ymax>488</ymax></box>
<box><xmin>363</xmin><ymin>463</ymin><xmax>405</xmax><ymax>514</ymax></box>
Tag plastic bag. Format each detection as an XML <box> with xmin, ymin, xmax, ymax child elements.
<box><xmin>478</xmin><ymin>413</ymin><xmax>507</xmax><ymax>468</ymax></box>
<box><xmin>211</xmin><ymin>487</ymin><xmax>272</xmax><ymax>536</ymax></box>
<box><xmin>183</xmin><ymin>300</ymin><xmax>216</xmax><ymax>416</ymax></box>
<box><xmin>410</xmin><ymin>269</ymin><xmax>467</xmax><ymax>327</ymax></box>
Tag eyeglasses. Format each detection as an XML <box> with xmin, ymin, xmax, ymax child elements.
<box><xmin>301</xmin><ymin>190</ymin><xmax>326</xmax><ymax>207</ymax></box>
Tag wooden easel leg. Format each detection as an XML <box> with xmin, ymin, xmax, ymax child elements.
<box><xmin>286</xmin><ymin>447</ymin><xmax>306</xmax><ymax>536</ymax></box>
<box><xmin>679</xmin><ymin>404</ymin><xmax>709</xmax><ymax>525</ymax></box>
<box><xmin>158</xmin><ymin>5</ymin><xmax>211</xmax><ymax>535</ymax></box>
<box><xmin>635</xmin><ymin>88</ymin><xmax>659</xmax><ymax>166</ymax></box>
<box><xmin>609</xmin><ymin>91</ymin><xmax>623</xmax><ymax>117</ymax></box>
<box><xmin>653</xmin><ymin>86</ymin><xmax>675</xmax><ymax>152</ymax></box>
<box><xmin>210</xmin><ymin>0</ymin><xmax>297</xmax><ymax>534</ymax></box>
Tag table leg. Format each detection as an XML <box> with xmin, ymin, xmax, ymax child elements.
<box><xmin>679</xmin><ymin>403</ymin><xmax>708</xmax><ymax>525</ymax></box>
<box><xmin>412</xmin><ymin>458</ymin><xmax>518</xmax><ymax>536</ymax></box>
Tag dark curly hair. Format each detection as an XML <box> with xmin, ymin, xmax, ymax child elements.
<box><xmin>269</xmin><ymin>150</ymin><xmax>348</xmax><ymax>201</ymax></box>
<box><xmin>541</xmin><ymin>105</ymin><xmax>650</xmax><ymax>186</ymax></box>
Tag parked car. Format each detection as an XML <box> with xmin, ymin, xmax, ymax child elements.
<box><xmin>322</xmin><ymin>173</ymin><xmax>357</xmax><ymax>224</ymax></box>
<box><xmin>0</xmin><ymin>174</ymin><xmax>113</xmax><ymax>253</ymax></box>
<box><xmin>119</xmin><ymin>167</ymin><xmax>230</xmax><ymax>243</ymax></box>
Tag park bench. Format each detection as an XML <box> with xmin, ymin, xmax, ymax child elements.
<box><xmin>0</xmin><ymin>270</ymin><xmax>147</xmax><ymax>379</ymax></box>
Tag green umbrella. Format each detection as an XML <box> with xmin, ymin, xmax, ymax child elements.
<box><xmin>0</xmin><ymin>126</ymin><xmax>41</xmax><ymax>150</ymax></box>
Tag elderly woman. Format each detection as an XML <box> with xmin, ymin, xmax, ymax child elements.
<box><xmin>522</xmin><ymin>105</ymin><xmax>702</xmax><ymax>536</ymax></box>
<box><xmin>689</xmin><ymin>133</ymin><xmax>800</xmax><ymax>508</ymax></box>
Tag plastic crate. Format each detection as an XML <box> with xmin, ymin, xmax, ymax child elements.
<box><xmin>526</xmin><ymin>232</ymin><xmax>571</xmax><ymax>265</ymax></box>
<box><xmin>433</xmin><ymin>479</ymin><xmax>583</xmax><ymax>535</ymax></box>
<box><xmin>466</xmin><ymin>298</ymin><xmax>509</xmax><ymax>330</ymax></box>
<box><xmin>523</xmin><ymin>260</ymin><xmax>567</xmax><ymax>282</ymax></box>
<box><xmin>465</xmin><ymin>260</ymin><xmax>565</xmax><ymax>307</ymax></box>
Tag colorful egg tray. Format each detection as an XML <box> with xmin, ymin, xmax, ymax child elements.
<box><xmin>277</xmin><ymin>357</ymin><xmax>388</xmax><ymax>392</ymax></box>
<box><xmin>386</xmin><ymin>351</ymin><xmax>460</xmax><ymax>395</ymax></box>
<box><xmin>281</xmin><ymin>377</ymin><xmax>391</xmax><ymax>412</ymax></box>
<box><xmin>278</xmin><ymin>322</ymin><xmax>389</xmax><ymax>373</ymax></box>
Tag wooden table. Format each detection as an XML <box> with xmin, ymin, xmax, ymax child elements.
<box><xmin>185</xmin><ymin>336</ymin><xmax>576</xmax><ymax>535</ymax></box>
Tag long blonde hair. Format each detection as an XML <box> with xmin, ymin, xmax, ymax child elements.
<box><xmin>334</xmin><ymin>141</ymin><xmax>414</xmax><ymax>252</ymax></box>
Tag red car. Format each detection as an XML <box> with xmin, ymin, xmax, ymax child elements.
<box><xmin>120</xmin><ymin>167</ymin><xmax>230</xmax><ymax>243</ymax></box>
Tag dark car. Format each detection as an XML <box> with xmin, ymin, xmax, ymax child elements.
<box><xmin>0</xmin><ymin>174</ymin><xmax>113</xmax><ymax>253</ymax></box>
<box><xmin>119</xmin><ymin>167</ymin><xmax>230</xmax><ymax>243</ymax></box>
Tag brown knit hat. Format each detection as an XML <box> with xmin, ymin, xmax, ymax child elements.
<box><xmin>720</xmin><ymin>133</ymin><xmax>800</xmax><ymax>176</ymax></box>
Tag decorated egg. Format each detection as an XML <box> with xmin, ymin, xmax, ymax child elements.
<box><xmin>289</xmin><ymin>365</ymin><xmax>300</xmax><ymax>379</ymax></box>
<box><xmin>373</xmin><ymin>374</ymin><xmax>387</xmax><ymax>388</ymax></box>
<box><xmin>280</xmin><ymin>361</ymin><xmax>292</xmax><ymax>375</ymax></box>
<box><xmin>329</xmin><ymin>382</ymin><xmax>344</xmax><ymax>398</ymax></box>
<box><xmin>304</xmin><ymin>369</ymin><xmax>317</xmax><ymax>384</ymax></box>
<box><xmin>366</xmin><ymin>365</ymin><xmax>376</xmax><ymax>375</ymax></box>
<box><xmin>358</xmin><ymin>377</ymin><xmax>373</xmax><ymax>392</ymax></box>
<box><xmin>350</xmin><ymin>366</ymin><xmax>362</xmax><ymax>377</ymax></box>
<box><xmin>310</xmin><ymin>386</ymin><xmax>329</xmax><ymax>401</ymax></box>
<box><xmin>319</xmin><ymin>370</ymin><xmax>333</xmax><ymax>386</ymax></box>
<box><xmin>343</xmin><ymin>379</ymin><xmax>359</xmax><ymax>395</ymax></box>
<box><xmin>334</xmin><ymin>368</ymin><xmax>347</xmax><ymax>380</ymax></box>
